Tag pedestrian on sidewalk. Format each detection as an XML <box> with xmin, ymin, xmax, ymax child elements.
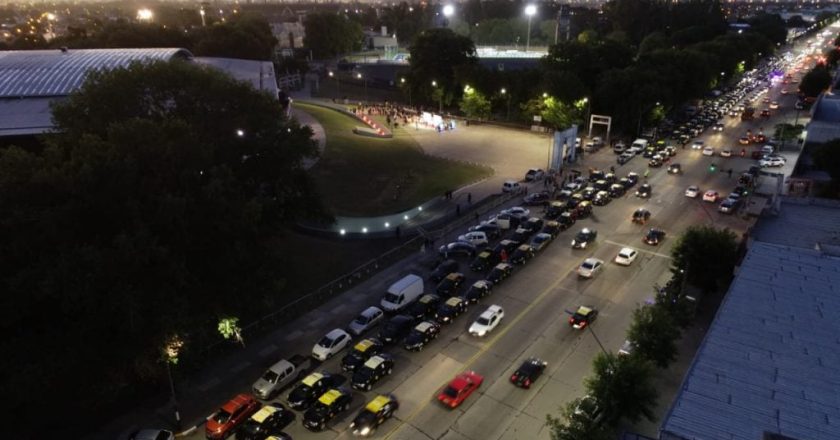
<box><xmin>644</xmin><ymin>169</ymin><xmax>650</xmax><ymax>179</ymax></box>
<box><xmin>467</xmin><ymin>193</ymin><xmax>472</xmax><ymax>204</ymax></box>
<box><xmin>728</xmin><ymin>169</ymin><xmax>733</xmax><ymax>178</ymax></box>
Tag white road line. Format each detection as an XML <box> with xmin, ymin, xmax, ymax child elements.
<box><xmin>603</xmin><ymin>239</ymin><xmax>672</xmax><ymax>259</ymax></box>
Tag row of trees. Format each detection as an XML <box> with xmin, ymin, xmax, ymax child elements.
<box><xmin>548</xmin><ymin>226</ymin><xmax>739</xmax><ymax>438</ymax></box>
<box><xmin>0</xmin><ymin>61</ymin><xmax>326</xmax><ymax>437</ymax></box>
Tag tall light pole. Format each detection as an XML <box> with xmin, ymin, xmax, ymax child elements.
<box><xmin>357</xmin><ymin>72</ymin><xmax>367</xmax><ymax>103</ymax></box>
<box><xmin>432</xmin><ymin>80</ymin><xmax>442</xmax><ymax>114</ymax></box>
<box><xmin>501</xmin><ymin>88</ymin><xmax>511</xmax><ymax>121</ymax></box>
<box><xmin>199</xmin><ymin>7</ymin><xmax>206</xmax><ymax>27</ymax></box>
<box><xmin>329</xmin><ymin>71</ymin><xmax>340</xmax><ymax>99</ymax></box>
<box><xmin>525</xmin><ymin>5</ymin><xmax>537</xmax><ymax>52</ymax></box>
<box><xmin>401</xmin><ymin>77</ymin><xmax>411</xmax><ymax>107</ymax></box>
<box><xmin>163</xmin><ymin>335</ymin><xmax>185</xmax><ymax>429</ymax></box>
<box><xmin>443</xmin><ymin>5</ymin><xmax>454</xmax><ymax>28</ymax></box>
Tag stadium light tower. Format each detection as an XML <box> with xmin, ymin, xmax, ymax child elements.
<box><xmin>443</xmin><ymin>5</ymin><xmax>454</xmax><ymax>27</ymax></box>
<box><xmin>525</xmin><ymin>5</ymin><xmax>537</xmax><ymax>52</ymax></box>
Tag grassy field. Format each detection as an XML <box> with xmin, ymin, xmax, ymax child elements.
<box><xmin>296</xmin><ymin>102</ymin><xmax>492</xmax><ymax>216</ymax></box>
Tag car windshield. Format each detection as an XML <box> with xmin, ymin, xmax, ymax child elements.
<box><xmin>354</xmin><ymin>315</ymin><xmax>369</xmax><ymax>325</ymax></box>
<box><xmin>576</xmin><ymin>232</ymin><xmax>588</xmax><ymax>240</ymax></box>
<box><xmin>211</xmin><ymin>409</ymin><xmax>232</xmax><ymax>424</ymax></box>
<box><xmin>239</xmin><ymin>420</ymin><xmax>261</xmax><ymax>435</ymax></box>
<box><xmin>572</xmin><ymin>313</ymin><xmax>587</xmax><ymax>321</ymax></box>
<box><xmin>619</xmin><ymin>251</ymin><xmax>632</xmax><ymax>258</ymax></box>
<box><xmin>318</xmin><ymin>336</ymin><xmax>334</xmax><ymax>347</ymax></box>
<box><xmin>476</xmin><ymin>317</ymin><xmax>490</xmax><ymax>325</ymax></box>
<box><xmin>262</xmin><ymin>370</ymin><xmax>280</xmax><ymax>383</ymax></box>
<box><xmin>443</xmin><ymin>386</ymin><xmax>460</xmax><ymax>398</ymax></box>
<box><xmin>291</xmin><ymin>384</ymin><xmax>313</xmax><ymax>400</ymax></box>
<box><xmin>383</xmin><ymin>292</ymin><xmax>400</xmax><ymax>303</ymax></box>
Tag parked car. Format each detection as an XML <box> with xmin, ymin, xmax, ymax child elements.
<box><xmin>469</xmin><ymin>222</ymin><xmax>502</xmax><ymax>239</ymax></box>
<box><xmin>238</xmin><ymin>404</ymin><xmax>294</xmax><ymax>440</ymax></box>
<box><xmin>378</xmin><ymin>315</ymin><xmax>415</xmax><ymax>344</ymax></box>
<box><xmin>287</xmin><ymin>372</ymin><xmax>337</xmax><ymax>410</ymax></box>
<box><xmin>404</xmin><ymin>294</ymin><xmax>442</xmax><ymax>321</ymax></box>
<box><xmin>487</xmin><ymin>263</ymin><xmax>514</xmax><ymax>285</ymax></box>
<box><xmin>542</xmin><ymin>220</ymin><xmax>562</xmax><ymax>237</ymax></box>
<box><xmin>205</xmin><ymin>394</ymin><xmax>261</xmax><ymax>439</ymax></box>
<box><xmin>457</xmin><ymin>231</ymin><xmax>488</xmax><ymax>247</ymax></box>
<box><xmin>436</xmin><ymin>272</ymin><xmax>466</xmax><ymax>297</ymax></box>
<box><xmin>348</xmin><ymin>306</ymin><xmax>385</xmax><ymax>336</ymax></box>
<box><xmin>403</xmin><ymin>321</ymin><xmax>442</xmax><ymax>351</ymax></box>
<box><xmin>525</xmin><ymin>168</ymin><xmax>545</xmax><ymax>181</ymax></box>
<box><xmin>438</xmin><ymin>241</ymin><xmax>477</xmax><ymax>259</ymax></box>
<box><xmin>436</xmin><ymin>296</ymin><xmax>468</xmax><ymax>324</ymax></box>
<box><xmin>312</xmin><ymin>329</ymin><xmax>352</xmax><ymax>361</ymax></box>
<box><xmin>252</xmin><ymin>355</ymin><xmax>310</xmax><ymax>400</ymax></box>
<box><xmin>463</xmin><ymin>280</ymin><xmax>493</xmax><ymax>304</ymax></box>
<box><xmin>510</xmin><ymin>244</ymin><xmax>535</xmax><ymax>265</ymax></box>
<box><xmin>523</xmin><ymin>191</ymin><xmax>550</xmax><ymax>206</ymax></box>
<box><xmin>530</xmin><ymin>232</ymin><xmax>553</xmax><ymax>251</ymax></box>
<box><xmin>470</xmin><ymin>251</ymin><xmax>499</xmax><ymax>272</ymax></box>
<box><xmin>341</xmin><ymin>338</ymin><xmax>385</xmax><ymax>372</ymax></box>
<box><xmin>302</xmin><ymin>388</ymin><xmax>353</xmax><ymax>431</ymax></box>
<box><xmin>351</xmin><ymin>354</ymin><xmax>395</xmax><ymax>391</ymax></box>
<box><xmin>718</xmin><ymin>198</ymin><xmax>738</xmax><ymax>214</ymax></box>
<box><xmin>429</xmin><ymin>259</ymin><xmax>459</xmax><ymax>282</ymax></box>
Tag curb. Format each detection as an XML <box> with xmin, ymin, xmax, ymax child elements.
<box><xmin>175</xmin><ymin>417</ymin><xmax>207</xmax><ymax>437</ymax></box>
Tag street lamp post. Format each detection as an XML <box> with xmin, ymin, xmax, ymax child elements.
<box><xmin>401</xmin><ymin>77</ymin><xmax>411</xmax><ymax>107</ymax></box>
<box><xmin>357</xmin><ymin>72</ymin><xmax>367</xmax><ymax>103</ymax></box>
<box><xmin>432</xmin><ymin>80</ymin><xmax>442</xmax><ymax>114</ymax></box>
<box><xmin>329</xmin><ymin>71</ymin><xmax>340</xmax><ymax>100</ymax></box>
<box><xmin>501</xmin><ymin>88</ymin><xmax>511</xmax><ymax>121</ymax></box>
<box><xmin>163</xmin><ymin>335</ymin><xmax>185</xmax><ymax>429</ymax></box>
<box><xmin>525</xmin><ymin>5</ymin><xmax>537</xmax><ymax>52</ymax></box>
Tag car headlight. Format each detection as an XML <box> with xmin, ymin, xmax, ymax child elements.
<box><xmin>360</xmin><ymin>427</ymin><xmax>371</xmax><ymax>436</ymax></box>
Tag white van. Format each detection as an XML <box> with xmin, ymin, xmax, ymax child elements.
<box><xmin>502</xmin><ymin>180</ymin><xmax>521</xmax><ymax>193</ymax></box>
<box><xmin>381</xmin><ymin>274</ymin><xmax>424</xmax><ymax>312</ymax></box>
<box><xmin>631</xmin><ymin>138</ymin><xmax>649</xmax><ymax>150</ymax></box>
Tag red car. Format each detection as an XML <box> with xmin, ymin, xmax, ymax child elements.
<box><xmin>437</xmin><ymin>371</ymin><xmax>484</xmax><ymax>408</ymax></box>
<box><xmin>205</xmin><ymin>393</ymin><xmax>261</xmax><ymax>439</ymax></box>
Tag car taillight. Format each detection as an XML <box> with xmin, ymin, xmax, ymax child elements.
<box><xmin>568</xmin><ymin>317</ymin><xmax>574</xmax><ymax>323</ymax></box>
<box><xmin>524</xmin><ymin>379</ymin><xmax>531</xmax><ymax>386</ymax></box>
<box><xmin>511</xmin><ymin>374</ymin><xmax>517</xmax><ymax>381</ymax></box>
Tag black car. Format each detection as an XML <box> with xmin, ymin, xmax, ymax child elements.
<box><xmin>636</xmin><ymin>183</ymin><xmax>652</xmax><ymax>198</ymax></box>
<box><xmin>632</xmin><ymin>208</ymin><xmax>651</xmax><ymax>224</ymax></box>
<box><xmin>238</xmin><ymin>403</ymin><xmax>295</xmax><ymax>440</ymax></box>
<box><xmin>510</xmin><ymin>357</ymin><xmax>548</xmax><ymax>389</ymax></box>
<box><xmin>438</xmin><ymin>242</ymin><xmax>476</xmax><ymax>259</ymax></box>
<box><xmin>733</xmin><ymin>185</ymin><xmax>749</xmax><ymax>197</ymax></box>
<box><xmin>493</xmin><ymin>239</ymin><xmax>519</xmax><ymax>258</ymax></box>
<box><xmin>378</xmin><ymin>315</ymin><xmax>415</xmax><ymax>344</ymax></box>
<box><xmin>341</xmin><ymin>338</ymin><xmax>385</xmax><ymax>372</ymax></box>
<box><xmin>648</xmin><ymin>157</ymin><xmax>663</xmax><ymax>167</ymax></box>
<box><xmin>593</xmin><ymin>179</ymin><xmax>609</xmax><ymax>191</ymax></box>
<box><xmin>523</xmin><ymin>191</ymin><xmax>550</xmax><ymax>206</ymax></box>
<box><xmin>302</xmin><ymin>388</ymin><xmax>353</xmax><ymax>431</ymax></box>
<box><xmin>463</xmin><ymin>280</ymin><xmax>493</xmax><ymax>304</ymax></box>
<box><xmin>571</xmin><ymin>228</ymin><xmax>597</xmax><ymax>249</ymax></box>
<box><xmin>350</xmin><ymin>394</ymin><xmax>399</xmax><ymax>437</ymax></box>
<box><xmin>643</xmin><ymin>228</ymin><xmax>666</xmax><ymax>246</ymax></box>
<box><xmin>404</xmin><ymin>294</ymin><xmax>442</xmax><ymax>321</ymax></box>
<box><xmin>470</xmin><ymin>251</ymin><xmax>499</xmax><ymax>272</ymax></box>
<box><xmin>522</xmin><ymin>217</ymin><xmax>544</xmax><ymax>234</ymax></box>
<box><xmin>618</xmin><ymin>177</ymin><xmax>632</xmax><ymax>190</ymax></box>
<box><xmin>403</xmin><ymin>321</ymin><xmax>442</xmax><ymax>351</ymax></box>
<box><xmin>557</xmin><ymin>212</ymin><xmax>576</xmax><ymax>231</ymax></box>
<box><xmin>429</xmin><ymin>259</ymin><xmax>459</xmax><ymax>282</ymax></box>
<box><xmin>668</xmin><ymin>163</ymin><xmax>681</xmax><ymax>174</ymax></box>
<box><xmin>487</xmin><ymin>263</ymin><xmax>514</xmax><ymax>285</ymax></box>
<box><xmin>351</xmin><ymin>354</ymin><xmax>394</xmax><ymax>391</ymax></box>
<box><xmin>510</xmin><ymin>227</ymin><xmax>532</xmax><ymax>244</ymax></box>
<box><xmin>287</xmin><ymin>372</ymin><xmax>337</xmax><ymax>411</ymax></box>
<box><xmin>581</xmin><ymin>187</ymin><xmax>597</xmax><ymax>201</ymax></box>
<box><xmin>589</xmin><ymin>169</ymin><xmax>605</xmax><ymax>181</ymax></box>
<box><xmin>608</xmin><ymin>184</ymin><xmax>625</xmax><ymax>198</ymax></box>
<box><xmin>626</xmin><ymin>173</ymin><xmax>639</xmax><ymax>186</ymax></box>
<box><xmin>541</xmin><ymin>220</ymin><xmax>561</xmax><ymax>237</ymax></box>
<box><xmin>470</xmin><ymin>223</ymin><xmax>502</xmax><ymax>239</ymax></box>
<box><xmin>545</xmin><ymin>201</ymin><xmax>565</xmax><ymax>219</ymax></box>
<box><xmin>510</xmin><ymin>244</ymin><xmax>535</xmax><ymax>265</ymax></box>
<box><xmin>436</xmin><ymin>272</ymin><xmax>465</xmax><ymax>297</ymax></box>
<box><xmin>592</xmin><ymin>191</ymin><xmax>610</xmax><ymax>206</ymax></box>
<box><xmin>573</xmin><ymin>201</ymin><xmax>593</xmax><ymax>219</ymax></box>
<box><xmin>435</xmin><ymin>296</ymin><xmax>468</xmax><ymax>324</ymax></box>
<box><xmin>569</xmin><ymin>305</ymin><xmax>598</xmax><ymax>330</ymax></box>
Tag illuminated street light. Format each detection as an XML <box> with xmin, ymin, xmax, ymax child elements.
<box><xmin>236</xmin><ymin>129</ymin><xmax>245</xmax><ymax>137</ymax></box>
<box><xmin>443</xmin><ymin>4</ymin><xmax>454</xmax><ymax>17</ymax></box>
<box><xmin>199</xmin><ymin>8</ymin><xmax>206</xmax><ymax>27</ymax></box>
<box><xmin>137</xmin><ymin>8</ymin><xmax>153</xmax><ymax>21</ymax></box>
<box><xmin>525</xmin><ymin>5</ymin><xmax>537</xmax><ymax>52</ymax></box>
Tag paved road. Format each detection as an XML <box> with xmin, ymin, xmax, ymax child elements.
<box><xmin>103</xmin><ymin>41</ymin><xmax>822</xmax><ymax>440</ymax></box>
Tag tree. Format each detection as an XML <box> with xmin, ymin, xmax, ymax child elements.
<box><xmin>521</xmin><ymin>96</ymin><xmax>585</xmax><ymax>130</ymax></box>
<box><xmin>627</xmin><ymin>304</ymin><xmax>681</xmax><ymax>368</ymax></box>
<box><xmin>304</xmin><ymin>12</ymin><xmax>364</xmax><ymax>58</ymax></box>
<box><xmin>670</xmin><ymin>226</ymin><xmax>738</xmax><ymax>293</ymax></box>
<box><xmin>460</xmin><ymin>88</ymin><xmax>491</xmax><ymax>119</ymax></box>
<box><xmin>826</xmin><ymin>48</ymin><xmax>840</xmax><ymax>68</ymax></box>
<box><xmin>799</xmin><ymin>64</ymin><xmax>833</xmax><ymax>98</ymax></box>
<box><xmin>408</xmin><ymin>28</ymin><xmax>477</xmax><ymax>107</ymax></box>
<box><xmin>193</xmin><ymin>14</ymin><xmax>278</xmax><ymax>60</ymax></box>
<box><xmin>546</xmin><ymin>398</ymin><xmax>615</xmax><ymax>440</ymax></box>
<box><xmin>638</xmin><ymin>32</ymin><xmax>671</xmax><ymax>55</ymax></box>
<box><xmin>0</xmin><ymin>60</ymin><xmax>325</xmax><ymax>436</ymax></box>
<box><xmin>584</xmin><ymin>353</ymin><xmax>659</xmax><ymax>426</ymax></box>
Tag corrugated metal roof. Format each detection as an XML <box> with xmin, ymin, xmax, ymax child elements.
<box><xmin>751</xmin><ymin>198</ymin><xmax>840</xmax><ymax>249</ymax></box>
<box><xmin>661</xmin><ymin>242</ymin><xmax>840</xmax><ymax>440</ymax></box>
<box><xmin>0</xmin><ymin>48</ymin><xmax>191</xmax><ymax>98</ymax></box>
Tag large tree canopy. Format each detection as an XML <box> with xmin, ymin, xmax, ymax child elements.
<box><xmin>303</xmin><ymin>12</ymin><xmax>364</xmax><ymax>58</ymax></box>
<box><xmin>408</xmin><ymin>28</ymin><xmax>477</xmax><ymax>107</ymax></box>
<box><xmin>0</xmin><ymin>60</ymin><xmax>325</xmax><ymax>436</ymax></box>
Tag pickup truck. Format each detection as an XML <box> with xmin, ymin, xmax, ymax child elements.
<box><xmin>252</xmin><ymin>354</ymin><xmax>311</xmax><ymax>400</ymax></box>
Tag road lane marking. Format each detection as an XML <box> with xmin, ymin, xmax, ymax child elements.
<box><xmin>381</xmin><ymin>269</ymin><xmax>577</xmax><ymax>439</ymax></box>
<box><xmin>603</xmin><ymin>239</ymin><xmax>672</xmax><ymax>259</ymax></box>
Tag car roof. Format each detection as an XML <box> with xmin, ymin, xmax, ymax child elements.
<box><xmin>484</xmin><ymin>305</ymin><xmax>503</xmax><ymax>315</ymax></box>
<box><xmin>363</xmin><ymin>355</ymin><xmax>387</xmax><ymax>369</ymax></box>
<box><xmin>576</xmin><ymin>306</ymin><xmax>593</xmax><ymax>315</ymax></box>
<box><xmin>619</xmin><ymin>247</ymin><xmax>635</xmax><ymax>255</ymax></box>
<box><xmin>302</xmin><ymin>372</ymin><xmax>325</xmax><ymax>386</ymax></box>
<box><xmin>583</xmin><ymin>258</ymin><xmax>601</xmax><ymax>265</ymax></box>
<box><xmin>418</xmin><ymin>294</ymin><xmax>438</xmax><ymax>303</ymax></box>
<box><xmin>445</xmin><ymin>297</ymin><xmax>463</xmax><ymax>306</ymax></box>
<box><xmin>415</xmin><ymin>321</ymin><xmax>436</xmax><ymax>332</ymax></box>
<box><xmin>318</xmin><ymin>389</ymin><xmax>344</xmax><ymax>405</ymax></box>
<box><xmin>361</xmin><ymin>306</ymin><xmax>381</xmax><ymax>317</ymax></box>
<box><xmin>445</xmin><ymin>273</ymin><xmax>462</xmax><ymax>281</ymax></box>
<box><xmin>365</xmin><ymin>395</ymin><xmax>392</xmax><ymax>413</ymax></box>
<box><xmin>354</xmin><ymin>339</ymin><xmax>378</xmax><ymax>352</ymax></box>
<box><xmin>517</xmin><ymin>244</ymin><xmax>530</xmax><ymax>251</ymax></box>
<box><xmin>251</xmin><ymin>404</ymin><xmax>280</xmax><ymax>423</ymax></box>
<box><xmin>326</xmin><ymin>328</ymin><xmax>346</xmax><ymax>338</ymax></box>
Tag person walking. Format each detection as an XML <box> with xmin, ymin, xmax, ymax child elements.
<box><xmin>643</xmin><ymin>169</ymin><xmax>650</xmax><ymax>179</ymax></box>
<box><xmin>500</xmin><ymin>248</ymin><xmax>508</xmax><ymax>263</ymax></box>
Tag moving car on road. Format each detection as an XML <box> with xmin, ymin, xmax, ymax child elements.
<box><xmin>510</xmin><ymin>357</ymin><xmax>547</xmax><ymax>389</ymax></box>
<box><xmin>569</xmin><ymin>306</ymin><xmax>599</xmax><ymax>330</ymax></box>
<box><xmin>703</xmin><ymin>190</ymin><xmax>719</xmax><ymax>202</ymax></box>
<box><xmin>577</xmin><ymin>258</ymin><xmax>604</xmax><ymax>279</ymax></box>
<box><xmin>685</xmin><ymin>185</ymin><xmax>700</xmax><ymax>198</ymax></box>
<box><xmin>643</xmin><ymin>228</ymin><xmax>666</xmax><ymax>246</ymax></box>
<box><xmin>702</xmin><ymin>146</ymin><xmax>715</xmax><ymax>156</ymax></box>
<box><xmin>437</xmin><ymin>371</ymin><xmax>484</xmax><ymax>408</ymax></box>
<box><xmin>632</xmin><ymin>208</ymin><xmax>651</xmax><ymax>224</ymax></box>
<box><xmin>571</xmin><ymin>228</ymin><xmax>597</xmax><ymax>249</ymax></box>
<box><xmin>468</xmin><ymin>305</ymin><xmax>505</xmax><ymax>337</ymax></box>
<box><xmin>614</xmin><ymin>248</ymin><xmax>639</xmax><ymax>266</ymax></box>
<box><xmin>350</xmin><ymin>394</ymin><xmax>399</xmax><ymax>437</ymax></box>
<box><xmin>636</xmin><ymin>183</ymin><xmax>652</xmax><ymax>198</ymax></box>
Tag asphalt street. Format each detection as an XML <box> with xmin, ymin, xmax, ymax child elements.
<box><xmin>104</xmin><ymin>36</ymin><xmax>827</xmax><ymax>440</ymax></box>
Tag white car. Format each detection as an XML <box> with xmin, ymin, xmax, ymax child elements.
<box><xmin>348</xmin><ymin>306</ymin><xmax>384</xmax><ymax>336</ymax></box>
<box><xmin>760</xmin><ymin>157</ymin><xmax>785</xmax><ymax>167</ymax></box>
<box><xmin>458</xmin><ymin>231</ymin><xmax>488</xmax><ymax>247</ymax></box>
<box><xmin>469</xmin><ymin>305</ymin><xmax>505</xmax><ymax>337</ymax></box>
<box><xmin>702</xmin><ymin>146</ymin><xmax>715</xmax><ymax>156</ymax></box>
<box><xmin>769</xmin><ymin>101</ymin><xmax>780</xmax><ymax>109</ymax></box>
<box><xmin>720</xmin><ymin>149</ymin><xmax>732</xmax><ymax>158</ymax></box>
<box><xmin>703</xmin><ymin>190</ymin><xmax>719</xmax><ymax>202</ymax></box>
<box><xmin>503</xmin><ymin>206</ymin><xmax>530</xmax><ymax>220</ymax></box>
<box><xmin>614</xmin><ymin>248</ymin><xmax>638</xmax><ymax>266</ymax></box>
<box><xmin>577</xmin><ymin>257</ymin><xmax>604</xmax><ymax>278</ymax></box>
<box><xmin>691</xmin><ymin>140</ymin><xmax>705</xmax><ymax>150</ymax></box>
<box><xmin>312</xmin><ymin>328</ymin><xmax>351</xmax><ymax>361</ymax></box>
<box><xmin>685</xmin><ymin>185</ymin><xmax>700</xmax><ymax>198</ymax></box>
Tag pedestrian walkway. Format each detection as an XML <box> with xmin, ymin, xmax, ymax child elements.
<box><xmin>289</xmin><ymin>106</ymin><xmax>325</xmax><ymax>170</ymax></box>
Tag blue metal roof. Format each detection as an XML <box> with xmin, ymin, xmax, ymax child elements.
<box><xmin>751</xmin><ymin>198</ymin><xmax>840</xmax><ymax>249</ymax></box>
<box><xmin>0</xmin><ymin>48</ymin><xmax>192</xmax><ymax>98</ymax></box>
<box><xmin>661</xmin><ymin>241</ymin><xmax>840</xmax><ymax>440</ymax></box>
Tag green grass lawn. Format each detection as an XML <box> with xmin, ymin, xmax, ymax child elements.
<box><xmin>296</xmin><ymin>102</ymin><xmax>492</xmax><ymax>216</ymax></box>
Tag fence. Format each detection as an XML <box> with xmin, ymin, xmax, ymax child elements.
<box><xmin>191</xmin><ymin>189</ymin><xmax>520</xmax><ymax>362</ymax></box>
<box><xmin>277</xmin><ymin>73</ymin><xmax>302</xmax><ymax>90</ymax></box>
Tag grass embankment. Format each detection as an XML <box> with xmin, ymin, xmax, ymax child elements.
<box><xmin>296</xmin><ymin>101</ymin><xmax>492</xmax><ymax>216</ymax></box>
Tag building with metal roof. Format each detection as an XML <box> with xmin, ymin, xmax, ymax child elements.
<box><xmin>0</xmin><ymin>48</ymin><xmax>278</xmax><ymax>139</ymax></box>
<box><xmin>660</xmin><ymin>198</ymin><xmax>840</xmax><ymax>440</ymax></box>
